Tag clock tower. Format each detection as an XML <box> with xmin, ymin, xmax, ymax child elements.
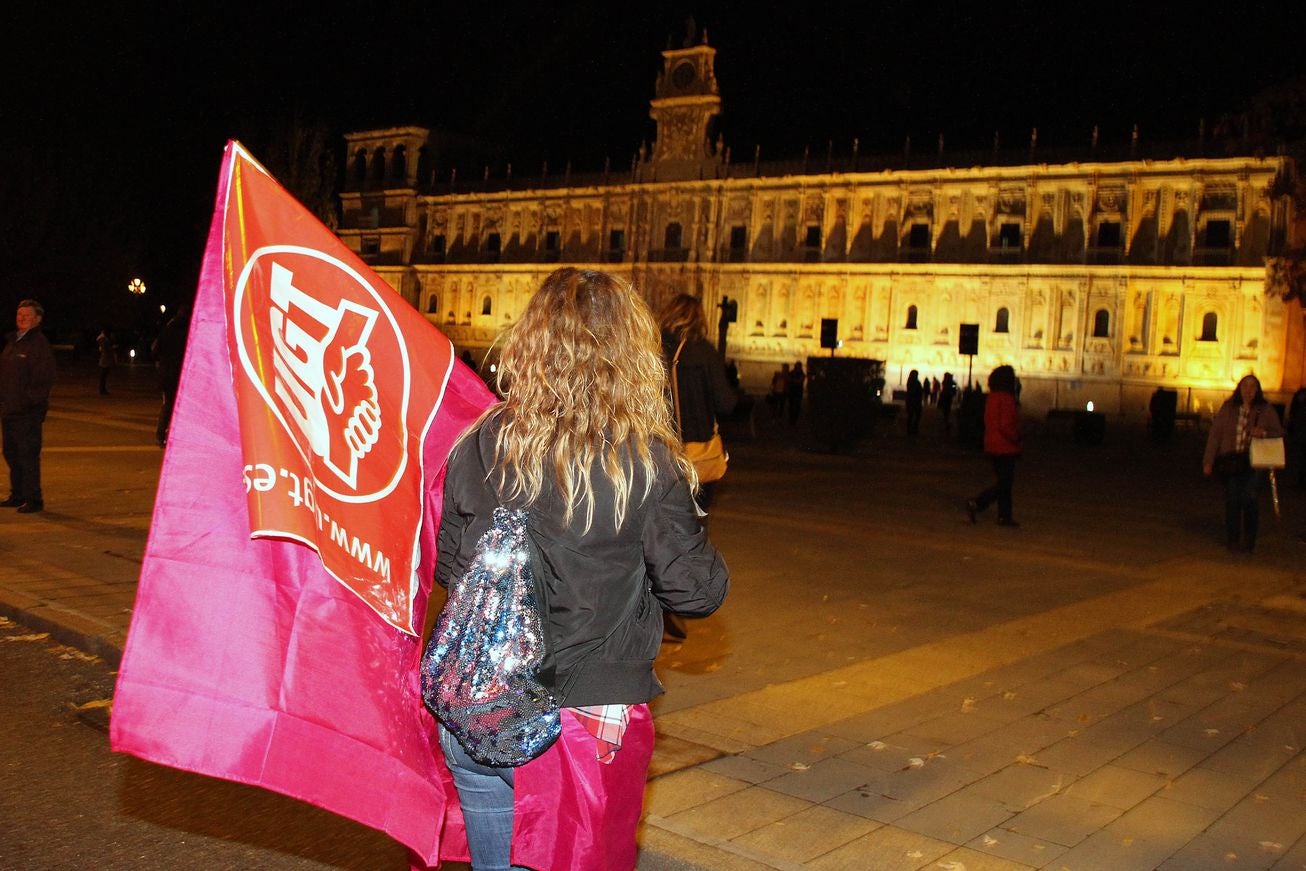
<box><xmin>647</xmin><ymin>27</ymin><xmax>723</xmax><ymax>181</ymax></box>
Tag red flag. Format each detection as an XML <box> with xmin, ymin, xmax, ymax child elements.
<box><xmin>111</xmin><ymin>142</ymin><xmax>493</xmax><ymax>862</ymax></box>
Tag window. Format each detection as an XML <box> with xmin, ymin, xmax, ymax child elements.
<box><xmin>360</xmin><ymin>236</ymin><xmax>380</xmax><ymax>256</ymax></box>
<box><xmin>664</xmin><ymin>222</ymin><xmax>683</xmax><ymax>250</ymax></box>
<box><xmin>905</xmin><ymin>305</ymin><xmax>918</xmax><ymax>330</ymax></box>
<box><xmin>907</xmin><ymin>224</ymin><xmax>930</xmax><ymax>249</ymax></box>
<box><xmin>392</xmin><ymin>146</ymin><xmax>407</xmax><ymax>182</ymax></box>
<box><xmin>428</xmin><ymin>234</ymin><xmax>446</xmax><ymax>256</ymax></box>
<box><xmin>994</xmin><ymin>307</ymin><xmax>1010</xmax><ymax>334</ymax></box>
<box><xmin>1204</xmin><ymin>220</ymin><xmax>1232</xmax><ymax>248</ymax></box>
<box><xmin>544</xmin><ymin>231</ymin><xmax>560</xmax><ymax>261</ymax></box>
<box><xmin>352</xmin><ymin>150</ymin><xmax>367</xmax><ymax>187</ymax></box>
<box><xmin>728</xmin><ymin>226</ymin><xmax>748</xmax><ymax>262</ymax></box>
<box><xmin>997</xmin><ymin>222</ymin><xmax>1022</xmax><ymax>249</ymax></box>
<box><xmin>1200</xmin><ymin>312</ymin><xmax>1218</xmax><ymax>342</ymax></box>
<box><xmin>1092</xmin><ymin>308</ymin><xmax>1110</xmax><ymax>338</ymax></box>
<box><xmin>606</xmin><ymin>229</ymin><xmax>625</xmax><ymax>263</ymax></box>
<box><xmin>1096</xmin><ymin>221</ymin><xmax>1121</xmax><ymax>247</ymax></box>
<box><xmin>484</xmin><ymin>232</ymin><xmax>501</xmax><ymax>254</ymax></box>
<box><xmin>426</xmin><ymin>293</ymin><xmax>439</xmax><ymax>314</ymax></box>
<box><xmin>481</xmin><ymin>295</ymin><xmax>493</xmax><ymax>316</ymax></box>
<box><xmin>804</xmin><ymin>225</ymin><xmax>821</xmax><ymax>247</ymax></box>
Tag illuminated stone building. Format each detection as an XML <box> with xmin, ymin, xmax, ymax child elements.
<box><xmin>337</xmin><ymin>37</ymin><xmax>1299</xmax><ymax>415</ymax></box>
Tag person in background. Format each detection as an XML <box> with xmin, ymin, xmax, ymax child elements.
<box><xmin>938</xmin><ymin>373</ymin><xmax>957</xmax><ymax>435</ymax></box>
<box><xmin>659</xmin><ymin>292</ymin><xmax>737</xmax><ymax>643</ymax></box>
<box><xmin>1</xmin><ymin>299</ymin><xmax>57</xmax><ymax>513</ymax></box>
<box><xmin>153</xmin><ymin>306</ymin><xmax>190</xmax><ymax>447</ymax></box>
<box><xmin>1287</xmin><ymin>386</ymin><xmax>1306</xmax><ymax>488</ymax></box>
<box><xmin>966</xmin><ymin>364</ymin><xmax>1022</xmax><ymax>527</ymax></box>
<box><xmin>434</xmin><ymin>268</ymin><xmax>728</xmax><ymax>870</ymax></box>
<box><xmin>96</xmin><ymin>327</ymin><xmax>114</xmax><ymax>395</ymax></box>
<box><xmin>786</xmin><ymin>361</ymin><xmax>805</xmax><ymax>424</ymax></box>
<box><xmin>769</xmin><ymin>362</ymin><xmax>789</xmax><ymax>420</ymax></box>
<box><xmin>1203</xmin><ymin>374</ymin><xmax>1283</xmax><ymax>553</ymax></box>
<box><xmin>659</xmin><ymin>293</ymin><xmax>738</xmax><ymax>510</ymax></box>
<box><xmin>905</xmin><ymin>369</ymin><xmax>924</xmax><ymax>435</ymax></box>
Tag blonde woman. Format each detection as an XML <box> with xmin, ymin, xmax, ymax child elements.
<box><xmin>434</xmin><ymin>268</ymin><xmax>728</xmax><ymax>870</ymax></box>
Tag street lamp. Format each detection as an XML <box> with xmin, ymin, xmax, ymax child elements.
<box><xmin>128</xmin><ymin>278</ymin><xmax>147</xmax><ymax>296</ymax></box>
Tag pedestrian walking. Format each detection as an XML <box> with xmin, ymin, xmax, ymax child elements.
<box><xmin>1</xmin><ymin>299</ymin><xmax>57</xmax><ymax>513</ymax></box>
<box><xmin>431</xmin><ymin>267</ymin><xmax>728</xmax><ymax>870</ymax></box>
<box><xmin>965</xmin><ymin>365</ymin><xmax>1021</xmax><ymax>527</ymax></box>
<box><xmin>1203</xmin><ymin>374</ymin><xmax>1283</xmax><ymax>553</ymax></box>
<box><xmin>96</xmin><ymin>327</ymin><xmax>114</xmax><ymax>395</ymax></box>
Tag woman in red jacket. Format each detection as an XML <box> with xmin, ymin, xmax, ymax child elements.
<box><xmin>966</xmin><ymin>365</ymin><xmax>1022</xmax><ymax>527</ymax></box>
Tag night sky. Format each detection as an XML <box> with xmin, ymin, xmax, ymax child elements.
<box><xmin>3</xmin><ymin>1</ymin><xmax>1302</xmax><ymax>333</ymax></box>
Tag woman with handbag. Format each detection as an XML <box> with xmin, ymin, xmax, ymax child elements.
<box><xmin>657</xmin><ymin>294</ymin><xmax>735</xmax><ymax>643</ymax></box>
<box><xmin>659</xmin><ymin>293</ymin><xmax>738</xmax><ymax>510</ymax></box>
<box><xmin>1203</xmin><ymin>374</ymin><xmax>1284</xmax><ymax>553</ymax></box>
<box><xmin>433</xmin><ymin>268</ymin><xmax>728</xmax><ymax>870</ymax></box>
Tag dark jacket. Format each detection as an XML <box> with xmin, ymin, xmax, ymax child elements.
<box><xmin>436</xmin><ymin>413</ymin><xmax>728</xmax><ymax>707</ymax></box>
<box><xmin>662</xmin><ymin>332</ymin><xmax>737</xmax><ymax>443</ymax></box>
<box><xmin>1203</xmin><ymin>399</ymin><xmax>1283</xmax><ymax>468</ymax></box>
<box><xmin>0</xmin><ymin>327</ymin><xmax>56</xmax><ymax>416</ymax></box>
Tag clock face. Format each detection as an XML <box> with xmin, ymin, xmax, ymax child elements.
<box><xmin>671</xmin><ymin>61</ymin><xmax>696</xmax><ymax>90</ymax></box>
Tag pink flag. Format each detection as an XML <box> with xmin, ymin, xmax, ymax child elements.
<box><xmin>111</xmin><ymin>142</ymin><xmax>493</xmax><ymax>863</ymax></box>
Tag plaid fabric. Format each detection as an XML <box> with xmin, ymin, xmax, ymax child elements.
<box><xmin>571</xmin><ymin>704</ymin><xmax>632</xmax><ymax>764</ymax></box>
<box><xmin>1236</xmin><ymin>405</ymin><xmax>1251</xmax><ymax>452</ymax></box>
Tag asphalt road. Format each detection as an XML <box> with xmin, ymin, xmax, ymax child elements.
<box><xmin>0</xmin><ymin>613</ymin><xmax>412</xmax><ymax>870</ymax></box>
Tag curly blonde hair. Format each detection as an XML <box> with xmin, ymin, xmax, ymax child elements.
<box><xmin>488</xmin><ymin>268</ymin><xmax>695</xmax><ymax>531</ymax></box>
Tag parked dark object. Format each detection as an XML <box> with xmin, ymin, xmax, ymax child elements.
<box><xmin>1149</xmin><ymin>388</ymin><xmax>1177</xmax><ymax>443</ymax></box>
<box><xmin>804</xmin><ymin>357</ymin><xmax>884</xmax><ymax>453</ymax></box>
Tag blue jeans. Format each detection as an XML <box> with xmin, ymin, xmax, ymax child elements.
<box><xmin>440</xmin><ymin>727</ymin><xmax>529</xmax><ymax>871</ymax></box>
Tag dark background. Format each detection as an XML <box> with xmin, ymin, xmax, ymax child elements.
<box><xmin>2</xmin><ymin>1</ymin><xmax>1303</xmax><ymax>336</ymax></box>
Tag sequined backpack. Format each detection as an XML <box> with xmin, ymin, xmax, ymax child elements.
<box><xmin>420</xmin><ymin>506</ymin><xmax>561</xmax><ymax>766</ymax></box>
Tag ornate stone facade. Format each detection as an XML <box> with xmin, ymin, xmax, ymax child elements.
<box><xmin>337</xmin><ymin>40</ymin><xmax>1296</xmax><ymax>416</ymax></box>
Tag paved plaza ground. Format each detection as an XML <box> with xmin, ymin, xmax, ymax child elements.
<box><xmin>2</xmin><ymin>359</ymin><xmax>1305</xmax><ymax>870</ymax></box>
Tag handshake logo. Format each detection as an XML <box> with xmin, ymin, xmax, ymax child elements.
<box><xmin>269</xmin><ymin>262</ymin><xmax>381</xmax><ymax>489</ymax></box>
<box><xmin>233</xmin><ymin>247</ymin><xmax>411</xmax><ymax>502</ymax></box>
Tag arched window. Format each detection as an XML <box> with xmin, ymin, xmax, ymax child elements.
<box><xmin>905</xmin><ymin>305</ymin><xmax>918</xmax><ymax>330</ymax></box>
<box><xmin>1200</xmin><ymin>312</ymin><xmax>1218</xmax><ymax>342</ymax></box>
<box><xmin>392</xmin><ymin>145</ymin><xmax>407</xmax><ymax>183</ymax></box>
<box><xmin>425</xmin><ymin>293</ymin><xmax>439</xmax><ymax>314</ymax></box>
<box><xmin>352</xmin><ymin>150</ymin><xmax>368</xmax><ymax>186</ymax></box>
<box><xmin>481</xmin><ymin>295</ymin><xmax>493</xmax><ymax>316</ymax></box>
<box><xmin>371</xmin><ymin>148</ymin><xmax>387</xmax><ymax>183</ymax></box>
<box><xmin>1092</xmin><ymin>309</ymin><xmax>1111</xmax><ymax>338</ymax></box>
<box><xmin>664</xmin><ymin>222</ymin><xmax>683</xmax><ymax>250</ymax></box>
<box><xmin>994</xmin><ymin>307</ymin><xmax>1010</xmax><ymax>333</ymax></box>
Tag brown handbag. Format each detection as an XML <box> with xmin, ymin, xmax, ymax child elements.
<box><xmin>671</xmin><ymin>340</ymin><xmax>728</xmax><ymax>483</ymax></box>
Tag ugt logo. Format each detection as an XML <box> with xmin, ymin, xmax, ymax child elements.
<box><xmin>232</xmin><ymin>246</ymin><xmax>413</xmax><ymax>502</ymax></box>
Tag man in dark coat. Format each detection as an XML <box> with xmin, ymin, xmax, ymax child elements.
<box><xmin>0</xmin><ymin>299</ymin><xmax>57</xmax><ymax>512</ymax></box>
